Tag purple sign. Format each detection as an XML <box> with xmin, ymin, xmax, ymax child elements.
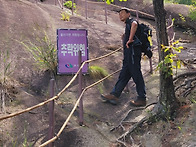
<box><xmin>57</xmin><ymin>29</ymin><xmax>88</xmax><ymax>74</ymax></box>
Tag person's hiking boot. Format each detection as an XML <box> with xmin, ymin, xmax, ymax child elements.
<box><xmin>101</xmin><ymin>94</ymin><xmax>119</xmax><ymax>105</ymax></box>
<box><xmin>130</xmin><ymin>98</ymin><xmax>146</xmax><ymax>107</ymax></box>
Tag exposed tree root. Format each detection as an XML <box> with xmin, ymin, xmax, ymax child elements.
<box><xmin>174</xmin><ymin>72</ymin><xmax>196</xmax><ymax>98</ymax></box>
<box><xmin>116</xmin><ymin>116</ymin><xmax>148</xmax><ymax>145</ymax></box>
<box><xmin>175</xmin><ymin>77</ymin><xmax>196</xmax><ymax>91</ymax></box>
<box><xmin>111</xmin><ymin>72</ymin><xmax>196</xmax><ymax>146</ymax></box>
<box><xmin>112</xmin><ymin>71</ymin><xmax>196</xmax><ymax>146</ymax></box>
<box><xmin>173</xmin><ymin>71</ymin><xmax>196</xmax><ymax>81</ymax></box>
<box><xmin>179</xmin><ymin>39</ymin><xmax>191</xmax><ymax>43</ymax></box>
<box><xmin>110</xmin><ymin>102</ymin><xmax>158</xmax><ymax>132</ymax></box>
<box><xmin>109</xmin><ymin>102</ymin><xmax>159</xmax><ymax>146</ymax></box>
<box><xmin>116</xmin><ymin>106</ymin><xmax>161</xmax><ymax>147</ymax></box>
<box><xmin>181</xmin><ymin>60</ymin><xmax>196</xmax><ymax>70</ymax></box>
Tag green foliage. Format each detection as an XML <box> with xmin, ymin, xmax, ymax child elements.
<box><xmin>177</xmin><ymin>126</ymin><xmax>182</xmax><ymax>131</ymax></box>
<box><xmin>179</xmin><ymin>13</ymin><xmax>186</xmax><ymax>22</ymax></box>
<box><xmin>88</xmin><ymin>65</ymin><xmax>109</xmax><ymax>94</ymax></box>
<box><xmin>60</xmin><ymin>11</ymin><xmax>70</xmax><ymax>21</ymax></box>
<box><xmin>177</xmin><ymin>0</ymin><xmax>193</xmax><ymax>5</ymax></box>
<box><xmin>88</xmin><ymin>65</ymin><xmax>109</xmax><ymax>79</ymax></box>
<box><xmin>105</xmin><ymin>0</ymin><xmax>114</xmax><ymax>4</ymax></box>
<box><xmin>22</xmin><ymin>126</ymin><xmax>33</xmax><ymax>147</ymax></box>
<box><xmin>8</xmin><ymin>123</ymin><xmax>33</xmax><ymax>147</ymax></box>
<box><xmin>20</xmin><ymin>32</ymin><xmax>57</xmax><ymax>77</ymax></box>
<box><xmin>6</xmin><ymin>131</ymin><xmax>18</xmax><ymax>147</ymax></box>
<box><xmin>188</xmin><ymin>7</ymin><xmax>196</xmax><ymax>21</ymax></box>
<box><xmin>64</xmin><ymin>1</ymin><xmax>76</xmax><ymax>9</ymax></box>
<box><xmin>166</xmin><ymin>0</ymin><xmax>196</xmax><ymax>5</ymax></box>
<box><xmin>0</xmin><ymin>50</ymin><xmax>13</xmax><ymax>84</ymax></box>
<box><xmin>100</xmin><ymin>0</ymin><xmax>127</xmax><ymax>5</ymax></box>
<box><xmin>190</xmin><ymin>97</ymin><xmax>196</xmax><ymax>103</ymax></box>
<box><xmin>164</xmin><ymin>0</ymin><xmax>175</xmax><ymax>3</ymax></box>
<box><xmin>189</xmin><ymin>90</ymin><xmax>196</xmax><ymax>103</ymax></box>
<box><xmin>156</xmin><ymin>41</ymin><xmax>183</xmax><ymax>79</ymax></box>
<box><xmin>0</xmin><ymin>50</ymin><xmax>13</xmax><ymax>113</ymax></box>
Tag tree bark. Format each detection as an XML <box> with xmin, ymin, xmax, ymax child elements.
<box><xmin>153</xmin><ymin>0</ymin><xmax>179</xmax><ymax>119</ymax></box>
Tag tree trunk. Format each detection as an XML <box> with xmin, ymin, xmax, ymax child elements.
<box><xmin>153</xmin><ymin>0</ymin><xmax>179</xmax><ymax>119</ymax></box>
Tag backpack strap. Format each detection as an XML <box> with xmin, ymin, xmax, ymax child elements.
<box><xmin>126</xmin><ymin>18</ymin><xmax>141</xmax><ymax>39</ymax></box>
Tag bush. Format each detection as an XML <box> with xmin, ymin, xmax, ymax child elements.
<box><xmin>189</xmin><ymin>7</ymin><xmax>196</xmax><ymax>21</ymax></box>
<box><xmin>60</xmin><ymin>11</ymin><xmax>70</xmax><ymax>21</ymax></box>
<box><xmin>88</xmin><ymin>66</ymin><xmax>109</xmax><ymax>80</ymax></box>
<box><xmin>177</xmin><ymin>0</ymin><xmax>192</xmax><ymax>5</ymax></box>
<box><xmin>0</xmin><ymin>50</ymin><xmax>13</xmax><ymax>113</ymax></box>
<box><xmin>63</xmin><ymin>1</ymin><xmax>76</xmax><ymax>10</ymax></box>
<box><xmin>88</xmin><ymin>65</ymin><xmax>109</xmax><ymax>94</ymax></box>
<box><xmin>20</xmin><ymin>32</ymin><xmax>57</xmax><ymax>77</ymax></box>
<box><xmin>166</xmin><ymin>0</ymin><xmax>196</xmax><ymax>5</ymax></box>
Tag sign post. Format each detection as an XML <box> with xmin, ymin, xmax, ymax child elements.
<box><xmin>57</xmin><ymin>29</ymin><xmax>88</xmax><ymax>125</ymax></box>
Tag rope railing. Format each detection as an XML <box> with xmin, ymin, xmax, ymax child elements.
<box><xmin>40</xmin><ymin>69</ymin><xmax>121</xmax><ymax>147</ymax></box>
<box><xmin>0</xmin><ymin>47</ymin><xmax>122</xmax><ymax>121</ymax></box>
<box><xmin>86</xmin><ymin>1</ymin><xmax>105</xmax><ymax>4</ymax></box>
<box><xmin>76</xmin><ymin>5</ymin><xmax>106</xmax><ymax>13</ymax></box>
<box><xmin>80</xmin><ymin>1</ymin><xmax>154</xmax><ymax>19</ymax></box>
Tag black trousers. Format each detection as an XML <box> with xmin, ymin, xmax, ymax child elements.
<box><xmin>111</xmin><ymin>46</ymin><xmax>146</xmax><ymax>100</ymax></box>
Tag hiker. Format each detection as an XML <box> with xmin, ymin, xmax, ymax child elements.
<box><xmin>101</xmin><ymin>7</ymin><xmax>146</xmax><ymax>107</ymax></box>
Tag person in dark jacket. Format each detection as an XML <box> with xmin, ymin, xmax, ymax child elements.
<box><xmin>101</xmin><ymin>7</ymin><xmax>146</xmax><ymax>107</ymax></box>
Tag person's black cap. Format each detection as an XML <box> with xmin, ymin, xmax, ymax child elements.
<box><xmin>118</xmin><ymin>7</ymin><xmax>130</xmax><ymax>13</ymax></box>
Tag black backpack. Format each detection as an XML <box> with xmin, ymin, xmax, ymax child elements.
<box><xmin>130</xmin><ymin>19</ymin><xmax>153</xmax><ymax>58</ymax></box>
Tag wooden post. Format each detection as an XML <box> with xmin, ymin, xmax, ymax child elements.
<box><xmin>72</xmin><ymin>0</ymin><xmax>74</xmax><ymax>15</ymax></box>
<box><xmin>78</xmin><ymin>51</ymin><xmax>83</xmax><ymax>125</ymax></box>
<box><xmin>104</xmin><ymin>0</ymin><xmax>108</xmax><ymax>24</ymax></box>
<box><xmin>48</xmin><ymin>79</ymin><xmax>55</xmax><ymax>147</ymax></box>
<box><xmin>136</xmin><ymin>9</ymin><xmax>139</xmax><ymax>23</ymax></box>
<box><xmin>85</xmin><ymin>0</ymin><xmax>87</xmax><ymax>19</ymax></box>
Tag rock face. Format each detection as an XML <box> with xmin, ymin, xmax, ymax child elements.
<box><xmin>139</xmin><ymin>2</ymin><xmax>196</xmax><ymax>30</ymax></box>
<box><xmin>164</xmin><ymin>4</ymin><xmax>196</xmax><ymax>31</ymax></box>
